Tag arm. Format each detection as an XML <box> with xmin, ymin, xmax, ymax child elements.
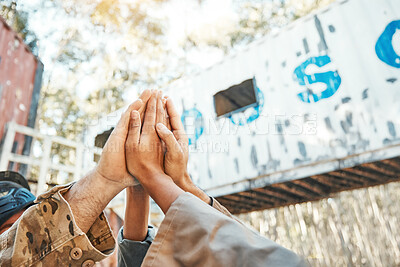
<box><xmin>141</xmin><ymin>193</ymin><xmax>307</xmax><ymax>267</ymax></box>
<box><xmin>118</xmin><ymin>185</ymin><xmax>153</xmax><ymax>267</ymax></box>
<box><xmin>64</xmin><ymin>89</ymin><xmax>152</xmax><ymax>233</ymax></box>
<box><xmin>0</xmin><ymin>91</ymin><xmax>153</xmax><ymax>267</ymax></box>
<box><xmin>123</xmin><ymin>185</ymin><xmax>149</xmax><ymax>241</ymax></box>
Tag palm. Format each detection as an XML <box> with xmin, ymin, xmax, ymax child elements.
<box><xmin>98</xmin><ymin>136</ymin><xmax>131</xmax><ymax>185</ymax></box>
<box><xmin>95</xmin><ymin>90</ymin><xmax>151</xmax><ymax>188</ymax></box>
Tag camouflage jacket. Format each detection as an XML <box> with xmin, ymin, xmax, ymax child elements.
<box><xmin>0</xmin><ymin>184</ymin><xmax>115</xmax><ymax>267</ymax></box>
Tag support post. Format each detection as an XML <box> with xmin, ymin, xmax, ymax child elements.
<box><xmin>0</xmin><ymin>122</ymin><xmax>16</xmax><ymax>171</ymax></box>
<box><xmin>37</xmin><ymin>138</ymin><xmax>52</xmax><ymax>195</ymax></box>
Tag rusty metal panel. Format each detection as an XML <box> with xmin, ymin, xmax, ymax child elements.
<box><xmin>161</xmin><ymin>0</ymin><xmax>400</xmax><ymax>198</ymax></box>
<box><xmin>0</xmin><ymin>16</ymin><xmax>42</xmax><ymax>162</ymax></box>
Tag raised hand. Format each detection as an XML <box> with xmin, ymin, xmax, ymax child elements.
<box><xmin>156</xmin><ymin>98</ymin><xmax>211</xmax><ymax>204</ymax></box>
<box><xmin>95</xmin><ymin>89</ymin><xmax>152</xmax><ymax>188</ymax></box>
<box><xmin>125</xmin><ymin>90</ymin><xmax>164</xmax><ymax>180</ymax></box>
<box><xmin>64</xmin><ymin>90</ymin><xmax>152</xmax><ymax>233</ymax></box>
<box><xmin>125</xmin><ymin>91</ymin><xmax>184</xmax><ymax>213</ymax></box>
<box><xmin>155</xmin><ymin>98</ymin><xmax>189</xmax><ymax>187</ymax></box>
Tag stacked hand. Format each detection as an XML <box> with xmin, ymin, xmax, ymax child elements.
<box><xmin>95</xmin><ymin>89</ymin><xmax>152</xmax><ymax>189</ymax></box>
<box><xmin>123</xmin><ymin>90</ymin><xmax>210</xmax><ymax>213</ymax></box>
<box><xmin>125</xmin><ymin>90</ymin><xmax>165</xmax><ymax>180</ymax></box>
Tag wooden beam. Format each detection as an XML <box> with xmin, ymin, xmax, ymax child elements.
<box><xmin>309</xmin><ymin>175</ymin><xmax>344</xmax><ymax>190</ymax></box>
<box><xmin>238</xmin><ymin>191</ymin><xmax>277</xmax><ymax>206</ymax></box>
<box><xmin>223</xmin><ymin>193</ymin><xmax>266</xmax><ymax>208</ymax></box>
<box><xmin>362</xmin><ymin>162</ymin><xmax>399</xmax><ymax>177</ymax></box>
<box><xmin>331</xmin><ymin>170</ymin><xmax>376</xmax><ymax>184</ymax></box>
<box><xmin>291</xmin><ymin>178</ymin><xmax>330</xmax><ymax>196</ymax></box>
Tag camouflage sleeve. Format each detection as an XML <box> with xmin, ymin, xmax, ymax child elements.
<box><xmin>0</xmin><ymin>183</ymin><xmax>115</xmax><ymax>267</ymax></box>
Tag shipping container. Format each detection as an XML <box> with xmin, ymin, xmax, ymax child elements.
<box><xmin>88</xmin><ymin>0</ymin><xmax>400</xmax><ymax>213</ymax></box>
<box><xmin>0</xmin><ymin>16</ymin><xmax>43</xmax><ymax>166</ymax></box>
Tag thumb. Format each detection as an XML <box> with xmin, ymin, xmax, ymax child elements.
<box><xmin>156</xmin><ymin>123</ymin><xmax>182</xmax><ymax>153</ymax></box>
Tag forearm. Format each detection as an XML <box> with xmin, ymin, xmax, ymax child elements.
<box><xmin>179</xmin><ymin>173</ymin><xmax>211</xmax><ymax>205</ymax></box>
<box><xmin>123</xmin><ymin>186</ymin><xmax>149</xmax><ymax>241</ymax></box>
<box><xmin>140</xmin><ymin>171</ymin><xmax>184</xmax><ymax>214</ymax></box>
<box><xmin>63</xmin><ymin>169</ymin><xmax>124</xmax><ymax>233</ymax></box>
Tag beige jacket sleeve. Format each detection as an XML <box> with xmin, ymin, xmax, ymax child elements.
<box><xmin>0</xmin><ymin>183</ymin><xmax>115</xmax><ymax>267</ymax></box>
<box><xmin>142</xmin><ymin>192</ymin><xmax>307</xmax><ymax>267</ymax></box>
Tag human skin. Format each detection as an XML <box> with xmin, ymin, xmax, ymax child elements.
<box><xmin>122</xmin><ymin>90</ymin><xmax>170</xmax><ymax>241</ymax></box>
<box><xmin>156</xmin><ymin>98</ymin><xmax>211</xmax><ymax>205</ymax></box>
<box><xmin>122</xmin><ymin>184</ymin><xmax>149</xmax><ymax>241</ymax></box>
<box><xmin>125</xmin><ymin>91</ymin><xmax>184</xmax><ymax>214</ymax></box>
<box><xmin>63</xmin><ymin>89</ymin><xmax>152</xmax><ymax>233</ymax></box>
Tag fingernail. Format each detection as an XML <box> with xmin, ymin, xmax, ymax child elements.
<box><xmin>131</xmin><ymin>110</ymin><xmax>139</xmax><ymax>119</ymax></box>
<box><xmin>156</xmin><ymin>123</ymin><xmax>167</xmax><ymax>132</ymax></box>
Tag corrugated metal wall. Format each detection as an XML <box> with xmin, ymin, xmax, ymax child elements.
<box><xmin>0</xmin><ymin>16</ymin><xmax>43</xmax><ymax>164</ymax></box>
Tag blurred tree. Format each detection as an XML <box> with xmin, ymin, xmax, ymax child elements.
<box><xmin>0</xmin><ymin>0</ymin><xmax>39</xmax><ymax>55</ymax></box>
<box><xmin>13</xmin><ymin>0</ymin><xmax>337</xmax><ymax>174</ymax></box>
<box><xmin>34</xmin><ymin>0</ymin><xmax>179</xmax><ymax>171</ymax></box>
<box><xmin>186</xmin><ymin>0</ymin><xmax>335</xmax><ymax>53</ymax></box>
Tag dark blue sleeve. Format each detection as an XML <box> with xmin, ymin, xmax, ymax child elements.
<box><xmin>117</xmin><ymin>225</ymin><xmax>155</xmax><ymax>267</ymax></box>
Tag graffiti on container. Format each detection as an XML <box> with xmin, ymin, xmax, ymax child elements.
<box><xmin>181</xmin><ymin>107</ymin><xmax>204</xmax><ymax>145</ymax></box>
<box><xmin>292</xmin><ymin>16</ymin><xmax>342</xmax><ymax>103</ymax></box>
<box><xmin>229</xmin><ymin>87</ymin><xmax>265</xmax><ymax>126</ymax></box>
<box><xmin>293</xmin><ymin>55</ymin><xmax>342</xmax><ymax>103</ymax></box>
<box><xmin>376</xmin><ymin>20</ymin><xmax>400</xmax><ymax>68</ymax></box>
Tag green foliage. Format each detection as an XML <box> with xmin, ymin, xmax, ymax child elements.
<box><xmin>186</xmin><ymin>0</ymin><xmax>336</xmax><ymax>53</ymax></box>
<box><xmin>37</xmin><ymin>0</ymin><xmax>173</xmax><ymax>136</ymax></box>
<box><xmin>0</xmin><ymin>1</ymin><xmax>39</xmax><ymax>55</ymax></box>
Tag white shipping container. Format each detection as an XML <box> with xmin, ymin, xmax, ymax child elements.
<box><xmin>87</xmin><ymin>0</ymin><xmax>400</xmax><ymax>212</ymax></box>
<box><xmin>162</xmin><ymin>0</ymin><xmax>400</xmax><ymax>197</ymax></box>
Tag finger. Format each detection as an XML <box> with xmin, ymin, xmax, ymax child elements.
<box><xmin>126</xmin><ymin>110</ymin><xmax>141</xmax><ymax>147</ymax></box>
<box><xmin>166</xmin><ymin>116</ymin><xmax>172</xmax><ymax>131</ymax></box>
<box><xmin>156</xmin><ymin>123</ymin><xmax>182</xmax><ymax>153</ymax></box>
<box><xmin>166</xmin><ymin>98</ymin><xmax>185</xmax><ymax>133</ymax></box>
<box><xmin>139</xmin><ymin>89</ymin><xmax>152</xmax><ymax>103</ymax></box>
<box><xmin>156</xmin><ymin>90</ymin><xmax>165</xmax><ymax>125</ymax></box>
<box><xmin>162</xmin><ymin>96</ymin><xmax>171</xmax><ymax>130</ymax></box>
<box><xmin>173</xmin><ymin>129</ymin><xmax>189</xmax><ymax>146</ymax></box>
<box><xmin>143</xmin><ymin>91</ymin><xmax>157</xmax><ymax>130</ymax></box>
<box><xmin>138</xmin><ymin>89</ymin><xmax>152</xmax><ymax>124</ymax></box>
<box><xmin>113</xmin><ymin>98</ymin><xmax>143</xmax><ymax>138</ymax></box>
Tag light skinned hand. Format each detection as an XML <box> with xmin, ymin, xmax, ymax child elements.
<box><xmin>156</xmin><ymin>98</ymin><xmax>211</xmax><ymax>205</ymax></box>
<box><xmin>95</xmin><ymin>89</ymin><xmax>152</xmax><ymax>189</ymax></box>
<box><xmin>155</xmin><ymin>98</ymin><xmax>189</xmax><ymax>187</ymax></box>
<box><xmin>125</xmin><ymin>91</ymin><xmax>184</xmax><ymax>214</ymax></box>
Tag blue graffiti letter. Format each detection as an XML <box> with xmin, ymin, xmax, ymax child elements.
<box><xmin>181</xmin><ymin>107</ymin><xmax>204</xmax><ymax>145</ymax></box>
<box><xmin>376</xmin><ymin>20</ymin><xmax>400</xmax><ymax>68</ymax></box>
<box><xmin>293</xmin><ymin>55</ymin><xmax>342</xmax><ymax>103</ymax></box>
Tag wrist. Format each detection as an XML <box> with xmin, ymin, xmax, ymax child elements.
<box><xmin>63</xmin><ymin>169</ymin><xmax>123</xmax><ymax>233</ymax></box>
<box><xmin>178</xmin><ymin>172</ymin><xmax>211</xmax><ymax>205</ymax></box>
<box><xmin>94</xmin><ymin>167</ymin><xmax>127</xmax><ymax>193</ymax></box>
<box><xmin>177</xmin><ymin>172</ymin><xmax>194</xmax><ymax>191</ymax></box>
<box><xmin>136</xmin><ymin>167</ymin><xmax>166</xmax><ymax>187</ymax></box>
<box><xmin>127</xmin><ymin>185</ymin><xmax>148</xmax><ymax>196</ymax></box>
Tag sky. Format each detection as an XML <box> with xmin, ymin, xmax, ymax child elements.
<box><xmin>17</xmin><ymin>0</ymin><xmax>239</xmax><ymax>101</ymax></box>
